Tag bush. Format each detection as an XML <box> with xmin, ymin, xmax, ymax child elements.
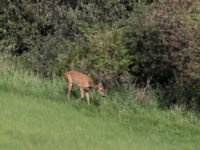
<box><xmin>3</xmin><ymin>0</ymin><xmax>132</xmax><ymax>86</ymax></box>
<box><xmin>124</xmin><ymin>1</ymin><xmax>200</xmax><ymax>109</ymax></box>
<box><xmin>3</xmin><ymin>0</ymin><xmax>200</xmax><ymax>110</ymax></box>
<box><xmin>4</xmin><ymin>0</ymin><xmax>82</xmax><ymax>75</ymax></box>
<box><xmin>52</xmin><ymin>27</ymin><xmax>131</xmax><ymax>87</ymax></box>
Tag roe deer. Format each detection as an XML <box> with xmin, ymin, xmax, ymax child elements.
<box><xmin>64</xmin><ymin>71</ymin><xmax>105</xmax><ymax>105</ymax></box>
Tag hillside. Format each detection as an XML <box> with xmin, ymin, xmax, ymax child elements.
<box><xmin>0</xmin><ymin>68</ymin><xmax>200</xmax><ymax>150</ymax></box>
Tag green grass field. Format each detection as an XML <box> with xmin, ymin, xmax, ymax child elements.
<box><xmin>0</xmin><ymin>66</ymin><xmax>200</xmax><ymax>150</ymax></box>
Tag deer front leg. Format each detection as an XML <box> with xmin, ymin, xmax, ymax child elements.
<box><xmin>79</xmin><ymin>87</ymin><xmax>84</xmax><ymax>100</ymax></box>
<box><xmin>67</xmin><ymin>83</ymin><xmax>73</xmax><ymax>99</ymax></box>
<box><xmin>85</xmin><ymin>92</ymin><xmax>90</xmax><ymax>105</ymax></box>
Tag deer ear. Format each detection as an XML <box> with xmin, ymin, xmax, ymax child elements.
<box><xmin>98</xmin><ymin>82</ymin><xmax>103</xmax><ymax>87</ymax></box>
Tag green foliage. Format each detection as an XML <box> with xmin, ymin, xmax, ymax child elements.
<box><xmin>0</xmin><ymin>0</ymin><xmax>7</xmax><ymax>40</ymax></box>
<box><xmin>0</xmin><ymin>15</ymin><xmax>4</xmax><ymax>40</ymax></box>
<box><xmin>124</xmin><ymin>1</ymin><xmax>200</xmax><ymax>109</ymax></box>
<box><xmin>73</xmin><ymin>28</ymin><xmax>131</xmax><ymax>86</ymax></box>
<box><xmin>3</xmin><ymin>0</ymin><xmax>132</xmax><ymax>86</ymax></box>
<box><xmin>2</xmin><ymin>0</ymin><xmax>200</xmax><ymax>110</ymax></box>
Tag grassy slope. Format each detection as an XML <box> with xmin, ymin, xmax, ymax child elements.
<box><xmin>0</xmin><ymin>68</ymin><xmax>200</xmax><ymax>150</ymax></box>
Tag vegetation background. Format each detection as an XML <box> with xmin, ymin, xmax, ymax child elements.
<box><xmin>1</xmin><ymin>0</ymin><xmax>200</xmax><ymax>110</ymax></box>
<box><xmin>0</xmin><ymin>0</ymin><xmax>200</xmax><ymax>149</ymax></box>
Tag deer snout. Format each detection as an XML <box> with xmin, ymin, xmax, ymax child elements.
<box><xmin>98</xmin><ymin>90</ymin><xmax>106</xmax><ymax>97</ymax></box>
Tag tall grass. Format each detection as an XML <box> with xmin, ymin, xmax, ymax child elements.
<box><xmin>1</xmin><ymin>62</ymin><xmax>200</xmax><ymax>149</ymax></box>
<box><xmin>0</xmin><ymin>61</ymin><xmax>199</xmax><ymax>126</ymax></box>
<box><xmin>0</xmin><ymin>61</ymin><xmax>64</xmax><ymax>100</ymax></box>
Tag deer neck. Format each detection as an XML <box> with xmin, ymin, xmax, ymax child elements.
<box><xmin>89</xmin><ymin>82</ymin><xmax>98</xmax><ymax>90</ymax></box>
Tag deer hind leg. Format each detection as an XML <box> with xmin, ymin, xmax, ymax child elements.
<box><xmin>67</xmin><ymin>82</ymin><xmax>73</xmax><ymax>99</ymax></box>
<box><xmin>85</xmin><ymin>92</ymin><xmax>90</xmax><ymax>105</ymax></box>
<box><xmin>79</xmin><ymin>87</ymin><xmax>84</xmax><ymax>100</ymax></box>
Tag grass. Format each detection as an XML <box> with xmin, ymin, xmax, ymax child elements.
<box><xmin>0</xmin><ymin>65</ymin><xmax>200</xmax><ymax>150</ymax></box>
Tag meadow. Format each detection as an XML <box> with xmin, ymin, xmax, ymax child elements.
<box><xmin>1</xmin><ymin>1</ymin><xmax>200</xmax><ymax>149</ymax></box>
<box><xmin>0</xmin><ymin>65</ymin><xmax>200</xmax><ymax>150</ymax></box>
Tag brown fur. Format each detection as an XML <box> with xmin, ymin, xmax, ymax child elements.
<box><xmin>64</xmin><ymin>71</ymin><xmax>105</xmax><ymax>105</ymax></box>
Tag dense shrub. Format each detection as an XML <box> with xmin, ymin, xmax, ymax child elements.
<box><xmin>124</xmin><ymin>1</ymin><xmax>200</xmax><ymax>109</ymax></box>
<box><xmin>2</xmin><ymin>0</ymin><xmax>133</xmax><ymax>86</ymax></box>
<box><xmin>2</xmin><ymin>0</ymin><xmax>200</xmax><ymax>110</ymax></box>
<box><xmin>0</xmin><ymin>0</ymin><xmax>7</xmax><ymax>40</ymax></box>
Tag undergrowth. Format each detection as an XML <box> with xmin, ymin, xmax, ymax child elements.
<box><xmin>0</xmin><ymin>61</ymin><xmax>199</xmax><ymax>127</ymax></box>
